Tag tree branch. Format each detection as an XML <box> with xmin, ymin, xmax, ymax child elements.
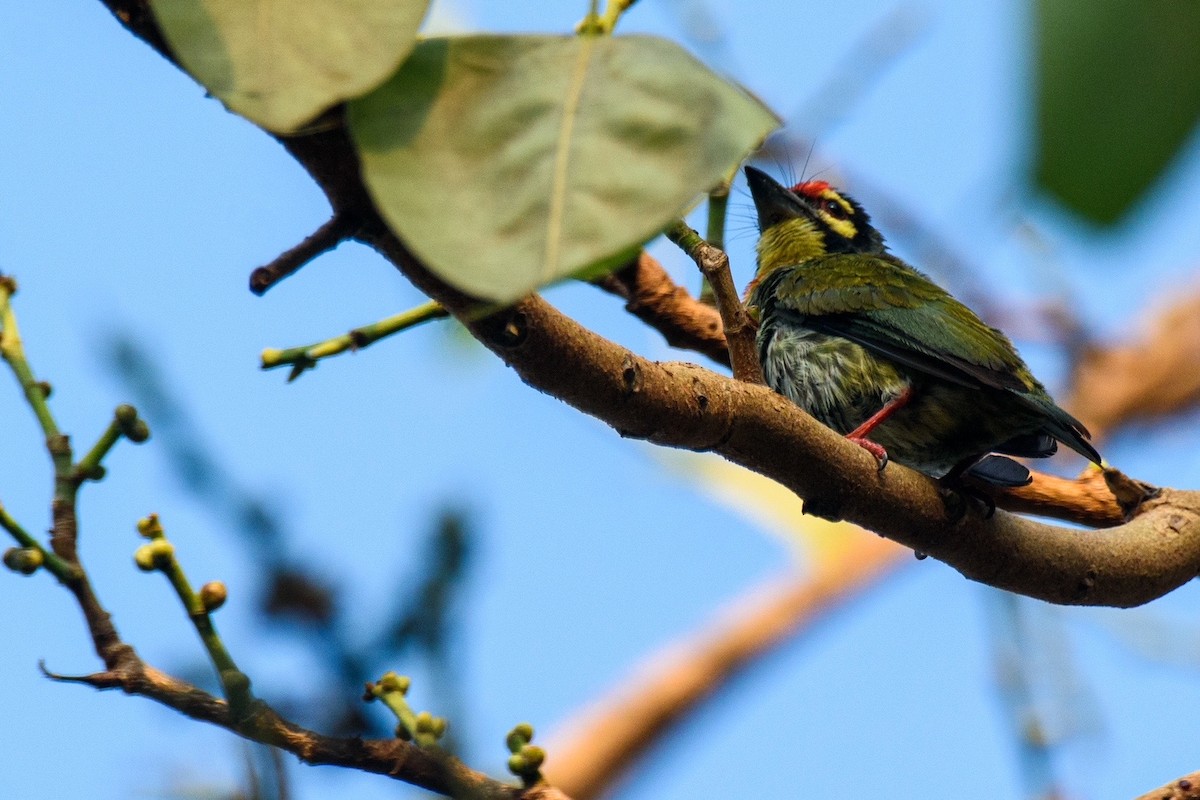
<box><xmin>544</xmin><ymin>535</ymin><xmax>908</xmax><ymax>799</ymax></box>
<box><xmin>98</xmin><ymin>0</ymin><xmax>1200</xmax><ymax>606</ymax></box>
<box><xmin>355</xmin><ymin>224</ymin><xmax>1198</xmax><ymax>607</ymax></box>
<box><xmin>664</xmin><ymin>221</ymin><xmax>762</xmax><ymax>384</ymax></box>
<box><xmin>1067</xmin><ymin>287</ymin><xmax>1200</xmax><ymax>439</ymax></box>
<box><xmin>592</xmin><ymin>251</ymin><xmax>729</xmax><ymax>367</ymax></box>
<box><xmin>1134</xmin><ymin>770</ymin><xmax>1200</xmax><ymax>800</ymax></box>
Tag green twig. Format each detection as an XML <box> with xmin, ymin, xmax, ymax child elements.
<box><xmin>261</xmin><ymin>301</ymin><xmax>450</xmax><ymax>381</ymax></box>
<box><xmin>365</xmin><ymin>672</ymin><xmax>447</xmax><ymax>747</ymax></box>
<box><xmin>698</xmin><ymin>180</ymin><xmax>732</xmax><ymax>305</ymax></box>
<box><xmin>0</xmin><ymin>277</ymin><xmax>60</xmax><ymax>442</ymax></box>
<box><xmin>599</xmin><ymin>0</ymin><xmax>639</xmax><ymax>32</ymax></box>
<box><xmin>578</xmin><ymin>0</ymin><xmax>637</xmax><ymax>34</ymax></box>
<box><xmin>74</xmin><ymin>421</ymin><xmax>120</xmax><ymax>481</ymax></box>
<box><xmin>134</xmin><ymin>516</ymin><xmax>253</xmax><ymax>717</ymax></box>
<box><xmin>0</xmin><ymin>503</ymin><xmax>79</xmax><ymax>581</ymax></box>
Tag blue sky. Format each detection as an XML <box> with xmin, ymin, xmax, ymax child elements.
<box><xmin>3</xmin><ymin>2</ymin><xmax>1200</xmax><ymax>799</ymax></box>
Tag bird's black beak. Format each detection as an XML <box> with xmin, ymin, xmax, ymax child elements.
<box><xmin>744</xmin><ymin>165</ymin><xmax>813</xmax><ymax>232</ymax></box>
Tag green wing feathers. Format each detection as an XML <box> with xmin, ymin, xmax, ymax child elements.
<box><xmin>755</xmin><ymin>254</ymin><xmax>1101</xmax><ymax>465</ymax></box>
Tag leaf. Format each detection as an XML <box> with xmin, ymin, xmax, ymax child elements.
<box><xmin>1033</xmin><ymin>0</ymin><xmax>1200</xmax><ymax>224</ymax></box>
<box><xmin>348</xmin><ymin>35</ymin><xmax>780</xmax><ymax>302</ymax></box>
<box><xmin>150</xmin><ymin>0</ymin><xmax>431</xmax><ymax>132</ymax></box>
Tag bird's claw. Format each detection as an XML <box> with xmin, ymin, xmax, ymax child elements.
<box><xmin>846</xmin><ymin>435</ymin><xmax>889</xmax><ymax>472</ymax></box>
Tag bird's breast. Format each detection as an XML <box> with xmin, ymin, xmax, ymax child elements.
<box><xmin>758</xmin><ymin>315</ymin><xmax>909</xmax><ymax>433</ymax></box>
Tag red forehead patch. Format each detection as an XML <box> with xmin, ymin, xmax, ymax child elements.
<box><xmin>792</xmin><ymin>180</ymin><xmax>831</xmax><ymax>198</ymax></box>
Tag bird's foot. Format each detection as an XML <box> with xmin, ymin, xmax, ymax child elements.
<box><xmin>937</xmin><ymin>482</ymin><xmax>996</xmax><ymax>522</ymax></box>
<box><xmin>846</xmin><ymin>435</ymin><xmax>889</xmax><ymax>472</ymax></box>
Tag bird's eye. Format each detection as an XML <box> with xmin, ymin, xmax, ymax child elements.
<box><xmin>823</xmin><ymin>199</ymin><xmax>848</xmax><ymax>220</ymax></box>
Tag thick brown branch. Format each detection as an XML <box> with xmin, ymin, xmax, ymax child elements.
<box><xmin>1067</xmin><ymin>288</ymin><xmax>1200</xmax><ymax>438</ymax></box>
<box><xmin>1134</xmin><ymin>770</ymin><xmax>1200</xmax><ymax>800</ymax></box>
<box><xmin>98</xmin><ymin>0</ymin><xmax>1200</xmax><ymax>609</ymax></box>
<box><xmin>595</xmin><ymin>252</ymin><xmax>729</xmax><ymax>366</ymax></box>
<box><xmin>545</xmin><ymin>535</ymin><xmax>908</xmax><ymax>799</ymax></box>
<box><xmin>363</xmin><ymin>229</ymin><xmax>1200</xmax><ymax>607</ymax></box>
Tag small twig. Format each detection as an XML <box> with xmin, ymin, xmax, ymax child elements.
<box><xmin>664</xmin><ymin>221</ymin><xmax>763</xmax><ymax>384</ymax></box>
<box><xmin>0</xmin><ymin>276</ymin><xmax>60</xmax><ymax>442</ymax></box>
<box><xmin>261</xmin><ymin>301</ymin><xmax>449</xmax><ymax>381</ymax></box>
<box><xmin>134</xmin><ymin>514</ymin><xmax>254</xmax><ymax>716</ymax></box>
<box><xmin>249</xmin><ymin>212</ymin><xmax>360</xmax><ymax>295</ymax></box>
<box><xmin>0</xmin><ymin>503</ymin><xmax>80</xmax><ymax>582</ymax></box>
<box><xmin>73</xmin><ymin>404</ymin><xmax>150</xmax><ymax>483</ymax></box>
<box><xmin>698</xmin><ymin>180</ymin><xmax>731</xmax><ymax>306</ymax></box>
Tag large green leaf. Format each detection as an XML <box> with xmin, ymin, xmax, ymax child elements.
<box><xmin>348</xmin><ymin>35</ymin><xmax>780</xmax><ymax>302</ymax></box>
<box><xmin>151</xmin><ymin>0</ymin><xmax>430</xmax><ymax>132</ymax></box>
<box><xmin>1034</xmin><ymin>0</ymin><xmax>1200</xmax><ymax>224</ymax></box>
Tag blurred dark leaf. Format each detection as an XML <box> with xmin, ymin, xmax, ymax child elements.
<box><xmin>1034</xmin><ymin>0</ymin><xmax>1200</xmax><ymax>224</ymax></box>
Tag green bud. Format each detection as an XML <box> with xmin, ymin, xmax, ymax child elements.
<box><xmin>506</xmin><ymin>723</ymin><xmax>534</xmax><ymax>753</ymax></box>
<box><xmin>3</xmin><ymin>547</ymin><xmax>43</xmax><ymax>575</ymax></box>
<box><xmin>378</xmin><ymin>672</ymin><xmax>411</xmax><ymax>695</ymax></box>
<box><xmin>115</xmin><ymin>405</ymin><xmax>150</xmax><ymax>443</ymax></box>
<box><xmin>83</xmin><ymin>464</ymin><xmax>107</xmax><ymax>482</ymax></box>
<box><xmin>133</xmin><ymin>544</ymin><xmax>157</xmax><ymax>571</ymax></box>
<box><xmin>507</xmin><ymin>753</ymin><xmax>528</xmax><ymax>775</ymax></box>
<box><xmin>115</xmin><ymin>404</ymin><xmax>138</xmax><ymax>426</ymax></box>
<box><xmin>431</xmin><ymin>717</ymin><xmax>448</xmax><ymax>738</ymax></box>
<box><xmin>136</xmin><ymin>514</ymin><xmax>164</xmax><ymax>539</ymax></box>
<box><xmin>199</xmin><ymin>581</ymin><xmax>228</xmax><ymax>611</ymax></box>
<box><xmin>520</xmin><ymin>745</ymin><xmax>545</xmax><ymax>770</ymax></box>
<box><xmin>133</xmin><ymin>538</ymin><xmax>174</xmax><ymax>571</ymax></box>
<box><xmin>0</xmin><ymin>275</ymin><xmax>18</xmax><ymax>295</ymax></box>
<box><xmin>415</xmin><ymin>710</ymin><xmax>435</xmax><ymax>733</ymax></box>
<box><xmin>36</xmin><ymin>381</ymin><xmax>52</xmax><ymax>399</ymax></box>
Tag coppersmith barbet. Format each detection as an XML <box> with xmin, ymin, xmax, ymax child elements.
<box><xmin>743</xmin><ymin>166</ymin><xmax>1101</xmax><ymax>486</ymax></box>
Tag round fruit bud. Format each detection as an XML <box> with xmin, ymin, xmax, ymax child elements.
<box><xmin>37</xmin><ymin>381</ymin><xmax>52</xmax><ymax>399</ymax></box>
<box><xmin>507</xmin><ymin>754</ymin><xmax>528</xmax><ymax>775</ymax></box>
<box><xmin>84</xmin><ymin>464</ymin><xmax>107</xmax><ymax>481</ymax></box>
<box><xmin>200</xmin><ymin>581</ymin><xmax>228</xmax><ymax>611</ymax></box>
<box><xmin>415</xmin><ymin>711</ymin><xmax>435</xmax><ymax>733</ymax></box>
<box><xmin>115</xmin><ymin>404</ymin><xmax>138</xmax><ymax>426</ymax></box>
<box><xmin>126</xmin><ymin>420</ymin><xmax>151</xmax><ymax>443</ymax></box>
<box><xmin>506</xmin><ymin>722</ymin><xmax>534</xmax><ymax>752</ymax></box>
<box><xmin>136</xmin><ymin>514</ymin><xmax>163</xmax><ymax>539</ymax></box>
<box><xmin>3</xmin><ymin>547</ymin><xmax>43</xmax><ymax>575</ymax></box>
<box><xmin>145</xmin><ymin>538</ymin><xmax>175</xmax><ymax>568</ymax></box>
<box><xmin>432</xmin><ymin>717</ymin><xmax>448</xmax><ymax>738</ymax></box>
<box><xmin>520</xmin><ymin>745</ymin><xmax>545</xmax><ymax>770</ymax></box>
<box><xmin>134</xmin><ymin>544</ymin><xmax>158</xmax><ymax>572</ymax></box>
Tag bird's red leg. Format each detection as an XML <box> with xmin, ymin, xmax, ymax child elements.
<box><xmin>845</xmin><ymin>387</ymin><xmax>915</xmax><ymax>471</ymax></box>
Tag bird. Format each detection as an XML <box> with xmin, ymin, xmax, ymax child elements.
<box><xmin>742</xmin><ymin>165</ymin><xmax>1101</xmax><ymax>487</ymax></box>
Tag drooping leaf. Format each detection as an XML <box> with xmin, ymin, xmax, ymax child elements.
<box><xmin>348</xmin><ymin>35</ymin><xmax>780</xmax><ymax>302</ymax></box>
<box><xmin>150</xmin><ymin>0</ymin><xmax>431</xmax><ymax>132</ymax></box>
<box><xmin>1033</xmin><ymin>0</ymin><xmax>1200</xmax><ymax>224</ymax></box>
